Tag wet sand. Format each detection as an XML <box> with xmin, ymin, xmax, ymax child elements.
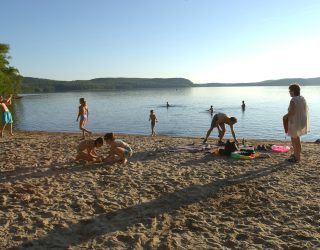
<box><xmin>0</xmin><ymin>131</ymin><xmax>319</xmax><ymax>249</ymax></box>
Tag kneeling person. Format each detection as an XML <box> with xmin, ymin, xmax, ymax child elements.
<box><xmin>76</xmin><ymin>137</ymin><xmax>103</xmax><ymax>162</ymax></box>
<box><xmin>203</xmin><ymin>113</ymin><xmax>238</xmax><ymax>144</ymax></box>
<box><xmin>104</xmin><ymin>132</ymin><xmax>133</xmax><ymax>164</ymax></box>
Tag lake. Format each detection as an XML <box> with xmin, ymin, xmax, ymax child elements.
<box><xmin>13</xmin><ymin>86</ymin><xmax>320</xmax><ymax>141</ymax></box>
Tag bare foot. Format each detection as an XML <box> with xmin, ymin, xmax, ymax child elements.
<box><xmin>120</xmin><ymin>158</ymin><xmax>127</xmax><ymax>165</ymax></box>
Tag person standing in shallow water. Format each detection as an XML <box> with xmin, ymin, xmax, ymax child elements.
<box><xmin>241</xmin><ymin>100</ymin><xmax>246</xmax><ymax>111</ymax></box>
<box><xmin>283</xmin><ymin>83</ymin><xmax>309</xmax><ymax>163</ymax></box>
<box><xmin>208</xmin><ymin>105</ymin><xmax>214</xmax><ymax>115</ymax></box>
<box><xmin>149</xmin><ymin>110</ymin><xmax>158</xmax><ymax>136</ymax></box>
<box><xmin>76</xmin><ymin>98</ymin><xmax>92</xmax><ymax>139</ymax></box>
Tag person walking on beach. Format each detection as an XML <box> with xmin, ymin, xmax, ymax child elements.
<box><xmin>76</xmin><ymin>98</ymin><xmax>91</xmax><ymax>139</ymax></box>
<box><xmin>75</xmin><ymin>137</ymin><xmax>104</xmax><ymax>162</ymax></box>
<box><xmin>0</xmin><ymin>94</ymin><xmax>14</xmax><ymax>137</ymax></box>
<box><xmin>104</xmin><ymin>132</ymin><xmax>133</xmax><ymax>164</ymax></box>
<box><xmin>166</xmin><ymin>101</ymin><xmax>170</xmax><ymax>108</ymax></box>
<box><xmin>283</xmin><ymin>83</ymin><xmax>309</xmax><ymax>163</ymax></box>
<box><xmin>149</xmin><ymin>109</ymin><xmax>158</xmax><ymax>136</ymax></box>
<box><xmin>203</xmin><ymin>112</ymin><xmax>238</xmax><ymax>145</ymax></box>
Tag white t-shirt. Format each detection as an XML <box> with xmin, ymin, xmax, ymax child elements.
<box><xmin>288</xmin><ymin>96</ymin><xmax>310</xmax><ymax>138</ymax></box>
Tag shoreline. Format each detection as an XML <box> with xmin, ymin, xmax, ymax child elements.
<box><xmin>1</xmin><ymin>131</ymin><xmax>319</xmax><ymax>249</ymax></box>
<box><xmin>13</xmin><ymin>129</ymin><xmax>317</xmax><ymax>143</ymax></box>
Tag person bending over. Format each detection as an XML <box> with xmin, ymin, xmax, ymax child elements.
<box><xmin>203</xmin><ymin>112</ymin><xmax>238</xmax><ymax>144</ymax></box>
<box><xmin>75</xmin><ymin>137</ymin><xmax>103</xmax><ymax>162</ymax></box>
<box><xmin>104</xmin><ymin>132</ymin><xmax>133</xmax><ymax>164</ymax></box>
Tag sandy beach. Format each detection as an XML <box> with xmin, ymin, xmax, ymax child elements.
<box><xmin>0</xmin><ymin>131</ymin><xmax>319</xmax><ymax>249</ymax></box>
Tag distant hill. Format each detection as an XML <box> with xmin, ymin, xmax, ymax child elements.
<box><xmin>197</xmin><ymin>77</ymin><xmax>320</xmax><ymax>87</ymax></box>
<box><xmin>21</xmin><ymin>76</ymin><xmax>320</xmax><ymax>93</ymax></box>
<box><xmin>21</xmin><ymin>77</ymin><xmax>194</xmax><ymax>93</ymax></box>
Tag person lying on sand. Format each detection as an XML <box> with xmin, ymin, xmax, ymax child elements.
<box><xmin>203</xmin><ymin>112</ymin><xmax>238</xmax><ymax>144</ymax></box>
<box><xmin>104</xmin><ymin>132</ymin><xmax>133</xmax><ymax>164</ymax></box>
<box><xmin>75</xmin><ymin>137</ymin><xmax>103</xmax><ymax>162</ymax></box>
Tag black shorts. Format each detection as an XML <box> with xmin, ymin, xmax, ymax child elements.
<box><xmin>210</xmin><ymin>114</ymin><xmax>219</xmax><ymax>129</ymax></box>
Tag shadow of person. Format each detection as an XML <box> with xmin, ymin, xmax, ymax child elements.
<box><xmin>18</xmin><ymin>161</ymin><xmax>291</xmax><ymax>249</ymax></box>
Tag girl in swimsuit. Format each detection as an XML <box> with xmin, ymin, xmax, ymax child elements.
<box><xmin>76</xmin><ymin>98</ymin><xmax>92</xmax><ymax>139</ymax></box>
<box><xmin>104</xmin><ymin>132</ymin><xmax>133</xmax><ymax>164</ymax></box>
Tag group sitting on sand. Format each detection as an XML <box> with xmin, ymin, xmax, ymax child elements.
<box><xmin>75</xmin><ymin>132</ymin><xmax>133</xmax><ymax>164</ymax></box>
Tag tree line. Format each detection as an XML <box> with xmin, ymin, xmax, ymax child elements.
<box><xmin>21</xmin><ymin>77</ymin><xmax>194</xmax><ymax>93</ymax></box>
<box><xmin>0</xmin><ymin>44</ymin><xmax>21</xmax><ymax>95</ymax></box>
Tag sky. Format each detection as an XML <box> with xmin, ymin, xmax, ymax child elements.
<box><xmin>1</xmin><ymin>0</ymin><xmax>320</xmax><ymax>83</ymax></box>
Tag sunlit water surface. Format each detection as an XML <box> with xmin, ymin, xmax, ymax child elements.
<box><xmin>13</xmin><ymin>86</ymin><xmax>320</xmax><ymax>141</ymax></box>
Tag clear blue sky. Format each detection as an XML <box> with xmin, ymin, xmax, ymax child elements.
<box><xmin>1</xmin><ymin>0</ymin><xmax>320</xmax><ymax>83</ymax></box>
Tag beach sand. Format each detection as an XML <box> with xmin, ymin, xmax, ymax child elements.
<box><xmin>0</xmin><ymin>131</ymin><xmax>319</xmax><ymax>249</ymax></box>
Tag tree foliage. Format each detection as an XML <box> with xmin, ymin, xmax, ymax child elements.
<box><xmin>0</xmin><ymin>43</ymin><xmax>21</xmax><ymax>95</ymax></box>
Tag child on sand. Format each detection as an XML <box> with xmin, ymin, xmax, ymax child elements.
<box><xmin>76</xmin><ymin>98</ymin><xmax>92</xmax><ymax>139</ymax></box>
<box><xmin>75</xmin><ymin>137</ymin><xmax>103</xmax><ymax>162</ymax></box>
<box><xmin>0</xmin><ymin>94</ymin><xmax>14</xmax><ymax>137</ymax></box>
<box><xmin>104</xmin><ymin>133</ymin><xmax>133</xmax><ymax>164</ymax></box>
<box><xmin>149</xmin><ymin>109</ymin><xmax>158</xmax><ymax>136</ymax></box>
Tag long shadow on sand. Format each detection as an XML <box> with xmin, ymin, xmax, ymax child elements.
<box><xmin>1</xmin><ymin>149</ymin><xmax>205</xmax><ymax>183</ymax></box>
<box><xmin>17</xmin><ymin>161</ymin><xmax>293</xmax><ymax>249</ymax></box>
<box><xmin>0</xmin><ymin>162</ymin><xmax>111</xmax><ymax>184</ymax></box>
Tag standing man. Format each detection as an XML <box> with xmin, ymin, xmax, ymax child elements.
<box><xmin>0</xmin><ymin>94</ymin><xmax>14</xmax><ymax>137</ymax></box>
<box><xmin>203</xmin><ymin>112</ymin><xmax>238</xmax><ymax>144</ymax></box>
<box><xmin>149</xmin><ymin>109</ymin><xmax>158</xmax><ymax>136</ymax></box>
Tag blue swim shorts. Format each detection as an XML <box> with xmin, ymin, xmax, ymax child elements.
<box><xmin>124</xmin><ymin>147</ymin><xmax>133</xmax><ymax>157</ymax></box>
<box><xmin>2</xmin><ymin>111</ymin><xmax>13</xmax><ymax>124</ymax></box>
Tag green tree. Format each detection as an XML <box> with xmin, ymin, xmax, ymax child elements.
<box><xmin>0</xmin><ymin>43</ymin><xmax>21</xmax><ymax>95</ymax></box>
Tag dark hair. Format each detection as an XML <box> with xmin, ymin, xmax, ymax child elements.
<box><xmin>230</xmin><ymin>117</ymin><xmax>237</xmax><ymax>124</ymax></box>
<box><xmin>289</xmin><ymin>83</ymin><xmax>300</xmax><ymax>96</ymax></box>
<box><xmin>94</xmin><ymin>137</ymin><xmax>103</xmax><ymax>146</ymax></box>
<box><xmin>79</xmin><ymin>97</ymin><xmax>85</xmax><ymax>104</ymax></box>
<box><xmin>104</xmin><ymin>132</ymin><xmax>115</xmax><ymax>141</ymax></box>
<box><xmin>150</xmin><ymin>109</ymin><xmax>154</xmax><ymax>112</ymax></box>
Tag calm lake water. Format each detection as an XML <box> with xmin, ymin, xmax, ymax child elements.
<box><xmin>13</xmin><ymin>86</ymin><xmax>320</xmax><ymax>141</ymax></box>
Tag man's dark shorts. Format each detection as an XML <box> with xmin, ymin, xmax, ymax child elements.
<box><xmin>210</xmin><ymin>114</ymin><xmax>219</xmax><ymax>129</ymax></box>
